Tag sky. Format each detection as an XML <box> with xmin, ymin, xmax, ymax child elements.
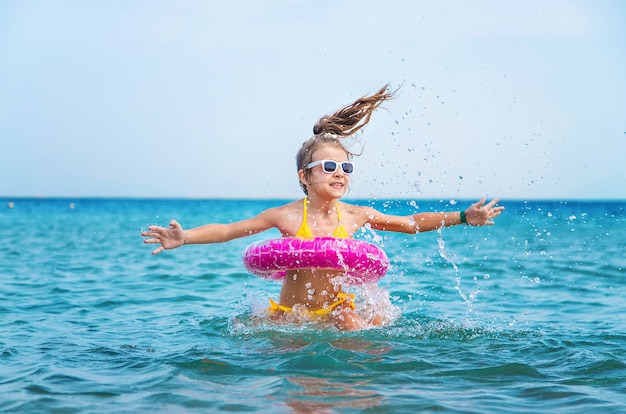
<box><xmin>1</xmin><ymin>0</ymin><xmax>625</xmax><ymax>200</ymax></box>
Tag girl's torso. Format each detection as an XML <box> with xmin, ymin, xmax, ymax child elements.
<box><xmin>272</xmin><ymin>198</ymin><xmax>362</xmax><ymax>310</ymax></box>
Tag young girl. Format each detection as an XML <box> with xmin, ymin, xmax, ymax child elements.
<box><xmin>142</xmin><ymin>85</ymin><xmax>504</xmax><ymax>331</ymax></box>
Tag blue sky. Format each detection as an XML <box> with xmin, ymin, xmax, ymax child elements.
<box><xmin>1</xmin><ymin>1</ymin><xmax>625</xmax><ymax>199</ymax></box>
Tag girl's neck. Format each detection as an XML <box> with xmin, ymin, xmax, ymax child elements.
<box><xmin>306</xmin><ymin>195</ymin><xmax>338</xmax><ymax>213</ymax></box>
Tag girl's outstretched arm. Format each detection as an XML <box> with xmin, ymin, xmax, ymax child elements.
<box><xmin>413</xmin><ymin>198</ymin><xmax>504</xmax><ymax>232</ymax></box>
<box><xmin>364</xmin><ymin>198</ymin><xmax>504</xmax><ymax>234</ymax></box>
<box><xmin>411</xmin><ymin>198</ymin><xmax>504</xmax><ymax>232</ymax></box>
<box><xmin>142</xmin><ymin>209</ymin><xmax>278</xmax><ymax>255</ymax></box>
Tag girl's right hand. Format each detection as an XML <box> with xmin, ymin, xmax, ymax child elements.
<box><xmin>142</xmin><ymin>219</ymin><xmax>185</xmax><ymax>254</ymax></box>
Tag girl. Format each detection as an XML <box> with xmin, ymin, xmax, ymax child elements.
<box><xmin>142</xmin><ymin>85</ymin><xmax>504</xmax><ymax>331</ymax></box>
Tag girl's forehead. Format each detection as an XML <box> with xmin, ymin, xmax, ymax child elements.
<box><xmin>311</xmin><ymin>145</ymin><xmax>348</xmax><ymax>160</ymax></box>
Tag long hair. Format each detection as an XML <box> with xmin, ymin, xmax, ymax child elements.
<box><xmin>296</xmin><ymin>85</ymin><xmax>394</xmax><ymax>195</ymax></box>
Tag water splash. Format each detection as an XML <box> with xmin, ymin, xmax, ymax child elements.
<box><xmin>436</xmin><ymin>227</ymin><xmax>479</xmax><ymax>315</ymax></box>
<box><xmin>234</xmin><ymin>283</ymin><xmax>401</xmax><ymax>334</ymax></box>
<box><xmin>359</xmin><ymin>223</ymin><xmax>384</xmax><ymax>245</ymax></box>
<box><xmin>352</xmin><ymin>283</ymin><xmax>401</xmax><ymax>327</ymax></box>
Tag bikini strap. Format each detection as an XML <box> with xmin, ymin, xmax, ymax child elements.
<box><xmin>295</xmin><ymin>197</ymin><xmax>313</xmax><ymax>239</ymax></box>
<box><xmin>335</xmin><ymin>202</ymin><xmax>342</xmax><ymax>223</ymax></box>
<box><xmin>332</xmin><ymin>202</ymin><xmax>349</xmax><ymax>238</ymax></box>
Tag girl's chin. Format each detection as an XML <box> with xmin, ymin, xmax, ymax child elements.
<box><xmin>329</xmin><ymin>189</ymin><xmax>347</xmax><ymax>198</ymax></box>
<box><xmin>311</xmin><ymin>191</ymin><xmax>346</xmax><ymax>200</ymax></box>
<box><xmin>309</xmin><ymin>184</ymin><xmax>348</xmax><ymax>198</ymax></box>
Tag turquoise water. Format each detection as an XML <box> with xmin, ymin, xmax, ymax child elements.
<box><xmin>1</xmin><ymin>198</ymin><xmax>625</xmax><ymax>413</ymax></box>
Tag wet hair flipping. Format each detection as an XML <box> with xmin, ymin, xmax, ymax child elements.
<box><xmin>296</xmin><ymin>85</ymin><xmax>394</xmax><ymax>195</ymax></box>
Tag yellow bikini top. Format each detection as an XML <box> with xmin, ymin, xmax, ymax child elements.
<box><xmin>295</xmin><ymin>197</ymin><xmax>349</xmax><ymax>239</ymax></box>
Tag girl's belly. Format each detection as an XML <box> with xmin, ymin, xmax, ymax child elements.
<box><xmin>279</xmin><ymin>268</ymin><xmax>346</xmax><ymax>310</ymax></box>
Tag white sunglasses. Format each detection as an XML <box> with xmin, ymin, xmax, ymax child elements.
<box><xmin>306</xmin><ymin>160</ymin><xmax>354</xmax><ymax>175</ymax></box>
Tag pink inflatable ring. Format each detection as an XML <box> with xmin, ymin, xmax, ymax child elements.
<box><xmin>243</xmin><ymin>237</ymin><xmax>389</xmax><ymax>285</ymax></box>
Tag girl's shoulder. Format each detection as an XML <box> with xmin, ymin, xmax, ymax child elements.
<box><xmin>337</xmin><ymin>201</ymin><xmax>377</xmax><ymax>216</ymax></box>
<box><xmin>264</xmin><ymin>199</ymin><xmax>305</xmax><ymax>215</ymax></box>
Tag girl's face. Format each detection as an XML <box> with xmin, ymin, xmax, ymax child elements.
<box><xmin>299</xmin><ymin>145</ymin><xmax>351</xmax><ymax>200</ymax></box>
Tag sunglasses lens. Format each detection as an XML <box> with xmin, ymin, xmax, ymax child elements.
<box><xmin>341</xmin><ymin>162</ymin><xmax>354</xmax><ymax>174</ymax></box>
<box><xmin>322</xmin><ymin>161</ymin><xmax>338</xmax><ymax>173</ymax></box>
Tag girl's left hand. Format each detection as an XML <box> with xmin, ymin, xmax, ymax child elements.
<box><xmin>464</xmin><ymin>198</ymin><xmax>504</xmax><ymax>226</ymax></box>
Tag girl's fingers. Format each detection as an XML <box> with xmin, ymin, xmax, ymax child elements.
<box><xmin>473</xmin><ymin>198</ymin><xmax>486</xmax><ymax>208</ymax></box>
<box><xmin>142</xmin><ymin>227</ymin><xmax>161</xmax><ymax>237</ymax></box>
<box><xmin>484</xmin><ymin>198</ymin><xmax>500</xmax><ymax>209</ymax></box>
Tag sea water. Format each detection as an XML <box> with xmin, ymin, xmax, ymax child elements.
<box><xmin>1</xmin><ymin>198</ymin><xmax>624</xmax><ymax>413</ymax></box>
